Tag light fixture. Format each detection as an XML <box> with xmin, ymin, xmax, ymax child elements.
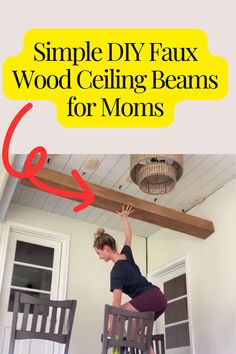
<box><xmin>84</xmin><ymin>156</ymin><xmax>100</xmax><ymax>170</ymax></box>
<box><xmin>130</xmin><ymin>154</ymin><xmax>183</xmax><ymax>194</ymax></box>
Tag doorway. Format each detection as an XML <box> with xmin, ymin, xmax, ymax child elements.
<box><xmin>149</xmin><ymin>257</ymin><xmax>194</xmax><ymax>354</ymax></box>
<box><xmin>0</xmin><ymin>222</ymin><xmax>70</xmax><ymax>354</ymax></box>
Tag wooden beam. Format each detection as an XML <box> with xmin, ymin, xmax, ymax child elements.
<box><xmin>21</xmin><ymin>167</ymin><xmax>214</xmax><ymax>239</ymax></box>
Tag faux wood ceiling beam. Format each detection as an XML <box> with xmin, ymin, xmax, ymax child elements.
<box><xmin>21</xmin><ymin>167</ymin><xmax>214</xmax><ymax>239</ymax></box>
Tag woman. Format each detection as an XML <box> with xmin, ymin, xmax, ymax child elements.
<box><xmin>94</xmin><ymin>205</ymin><xmax>167</xmax><ymax>354</ymax></box>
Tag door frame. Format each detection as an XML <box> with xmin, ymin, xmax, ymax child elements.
<box><xmin>0</xmin><ymin>220</ymin><xmax>70</xmax><ymax>299</ymax></box>
<box><xmin>148</xmin><ymin>255</ymin><xmax>195</xmax><ymax>354</ymax></box>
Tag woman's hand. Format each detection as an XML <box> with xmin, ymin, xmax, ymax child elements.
<box><xmin>117</xmin><ymin>206</ymin><xmax>134</xmax><ymax>246</ymax></box>
<box><xmin>117</xmin><ymin>205</ymin><xmax>134</xmax><ymax>218</ymax></box>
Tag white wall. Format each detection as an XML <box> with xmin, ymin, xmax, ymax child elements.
<box><xmin>148</xmin><ymin>178</ymin><xmax>236</xmax><ymax>354</ymax></box>
<box><xmin>0</xmin><ymin>221</ymin><xmax>4</xmax><ymax>292</ymax></box>
<box><xmin>0</xmin><ymin>203</ymin><xmax>146</xmax><ymax>354</ymax></box>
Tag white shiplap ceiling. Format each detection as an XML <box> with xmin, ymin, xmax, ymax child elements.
<box><xmin>12</xmin><ymin>154</ymin><xmax>236</xmax><ymax>238</ymax></box>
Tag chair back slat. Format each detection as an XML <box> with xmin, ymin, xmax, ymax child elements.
<box><xmin>9</xmin><ymin>293</ymin><xmax>20</xmax><ymax>354</ymax></box>
<box><xmin>119</xmin><ymin>315</ymin><xmax>126</xmax><ymax>338</ymax></box>
<box><xmin>8</xmin><ymin>292</ymin><xmax>77</xmax><ymax>354</ymax></box>
<box><xmin>126</xmin><ymin>317</ymin><xmax>133</xmax><ymax>341</ymax></box>
<box><xmin>21</xmin><ymin>303</ymin><xmax>30</xmax><ymax>331</ymax></box>
<box><xmin>64</xmin><ymin>301</ymin><xmax>77</xmax><ymax>354</ymax></box>
<box><xmin>40</xmin><ymin>306</ymin><xmax>49</xmax><ymax>333</ymax></box>
<box><xmin>138</xmin><ymin>319</ymin><xmax>146</xmax><ymax>344</ymax></box>
<box><xmin>58</xmin><ymin>308</ymin><xmax>66</xmax><ymax>334</ymax></box>
<box><xmin>111</xmin><ymin>314</ymin><xmax>119</xmax><ymax>338</ymax></box>
<box><xmin>133</xmin><ymin>318</ymin><xmax>141</xmax><ymax>341</ymax></box>
<box><xmin>49</xmin><ymin>307</ymin><xmax>58</xmax><ymax>334</ymax></box>
<box><xmin>31</xmin><ymin>304</ymin><xmax>40</xmax><ymax>331</ymax></box>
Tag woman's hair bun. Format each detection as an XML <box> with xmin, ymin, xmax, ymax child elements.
<box><xmin>93</xmin><ymin>228</ymin><xmax>116</xmax><ymax>251</ymax></box>
<box><xmin>94</xmin><ymin>227</ymin><xmax>105</xmax><ymax>239</ymax></box>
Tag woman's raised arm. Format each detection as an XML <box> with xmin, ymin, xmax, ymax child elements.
<box><xmin>117</xmin><ymin>205</ymin><xmax>134</xmax><ymax>246</ymax></box>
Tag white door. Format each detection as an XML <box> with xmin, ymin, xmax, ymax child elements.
<box><xmin>0</xmin><ymin>226</ymin><xmax>63</xmax><ymax>354</ymax></box>
<box><xmin>150</xmin><ymin>261</ymin><xmax>192</xmax><ymax>354</ymax></box>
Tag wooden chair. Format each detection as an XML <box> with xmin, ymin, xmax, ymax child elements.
<box><xmin>102</xmin><ymin>304</ymin><xmax>155</xmax><ymax>354</ymax></box>
<box><xmin>9</xmin><ymin>292</ymin><xmax>77</xmax><ymax>354</ymax></box>
<box><xmin>152</xmin><ymin>334</ymin><xmax>165</xmax><ymax>354</ymax></box>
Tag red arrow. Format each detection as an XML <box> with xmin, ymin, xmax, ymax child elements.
<box><xmin>2</xmin><ymin>103</ymin><xmax>95</xmax><ymax>212</ymax></box>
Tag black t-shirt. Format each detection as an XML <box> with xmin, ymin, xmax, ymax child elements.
<box><xmin>110</xmin><ymin>245</ymin><xmax>154</xmax><ymax>299</ymax></box>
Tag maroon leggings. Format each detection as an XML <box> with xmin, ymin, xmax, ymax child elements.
<box><xmin>130</xmin><ymin>286</ymin><xmax>167</xmax><ymax>320</ymax></box>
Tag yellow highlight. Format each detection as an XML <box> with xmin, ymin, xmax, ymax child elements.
<box><xmin>3</xmin><ymin>29</ymin><xmax>228</xmax><ymax>128</ymax></box>
<box><xmin>113</xmin><ymin>334</ymin><xmax>121</xmax><ymax>354</ymax></box>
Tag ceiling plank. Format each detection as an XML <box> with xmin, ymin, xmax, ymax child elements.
<box><xmin>21</xmin><ymin>167</ymin><xmax>214</xmax><ymax>239</ymax></box>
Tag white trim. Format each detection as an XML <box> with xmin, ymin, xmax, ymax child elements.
<box><xmin>10</xmin><ymin>286</ymin><xmax>51</xmax><ymax>294</ymax></box>
<box><xmin>167</xmin><ymin>294</ymin><xmax>187</xmax><ymax>304</ymax></box>
<box><xmin>0</xmin><ymin>223</ymin><xmax>10</xmax><ymax>294</ymax></box>
<box><xmin>148</xmin><ymin>255</ymin><xmax>195</xmax><ymax>354</ymax></box>
<box><xmin>165</xmin><ymin>319</ymin><xmax>189</xmax><ymax>328</ymax></box>
<box><xmin>13</xmin><ymin>261</ymin><xmax>53</xmax><ymax>271</ymax></box>
<box><xmin>148</xmin><ymin>255</ymin><xmax>186</xmax><ymax>280</ymax></box>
